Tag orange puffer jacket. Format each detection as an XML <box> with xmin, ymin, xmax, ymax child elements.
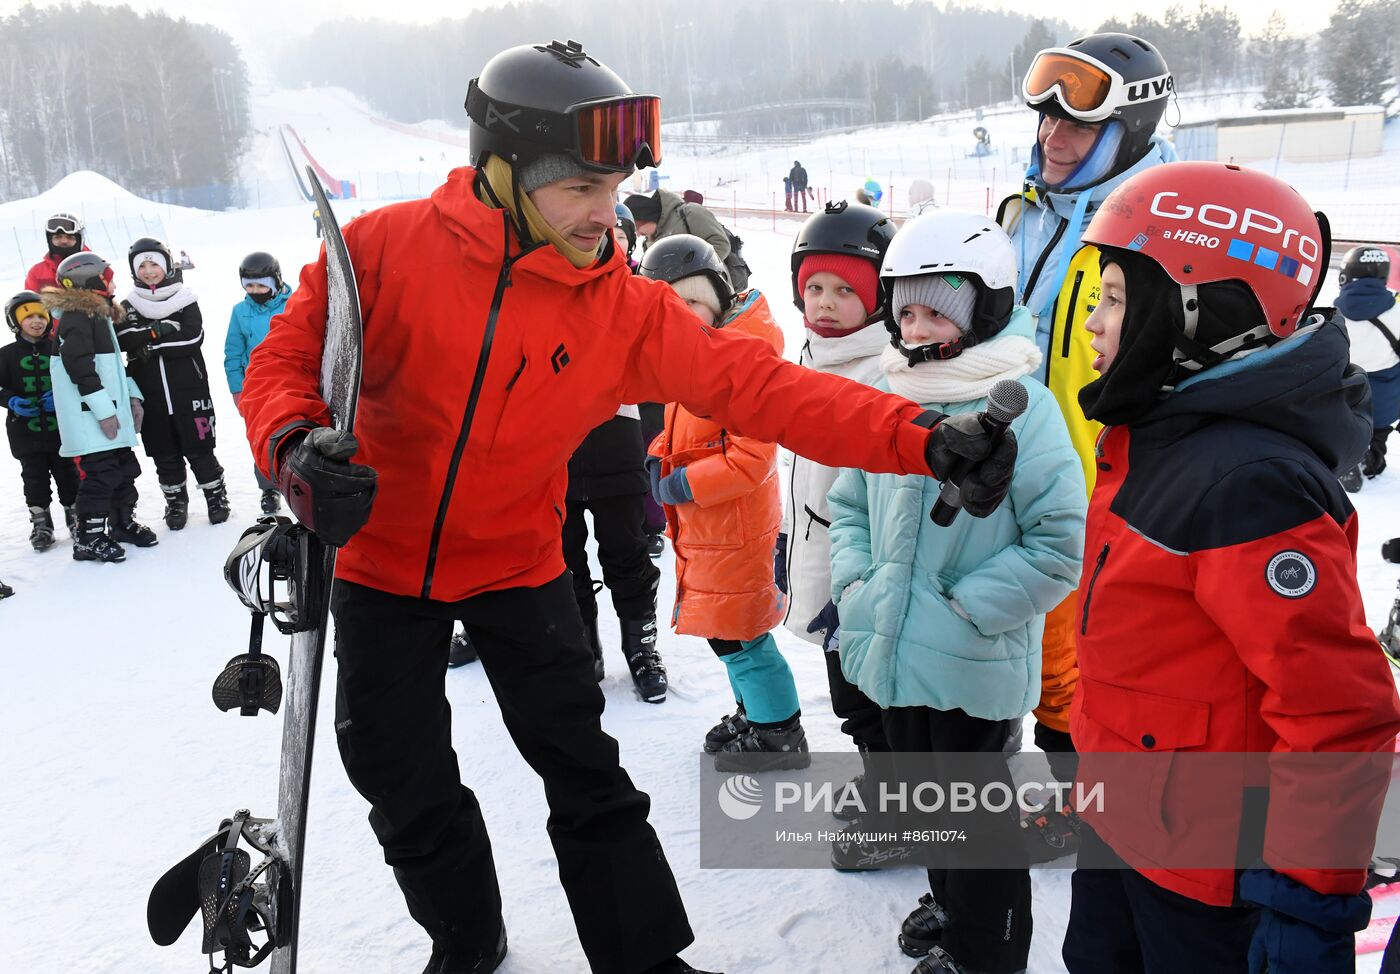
<box><xmin>651</xmin><ymin>291</ymin><xmax>787</xmax><ymax>641</ymax></box>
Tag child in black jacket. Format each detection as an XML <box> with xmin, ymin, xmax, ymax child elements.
<box><xmin>0</xmin><ymin>290</ymin><xmax>78</xmax><ymax>549</ymax></box>
<box><xmin>116</xmin><ymin>237</ymin><xmax>228</xmax><ymax>528</ymax></box>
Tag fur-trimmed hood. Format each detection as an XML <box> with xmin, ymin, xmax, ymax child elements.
<box><xmin>40</xmin><ymin>287</ymin><xmax>117</xmax><ymax>319</ymax></box>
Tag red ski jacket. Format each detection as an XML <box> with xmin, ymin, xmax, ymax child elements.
<box><xmin>25</xmin><ymin>247</ymin><xmax>113</xmax><ymax>293</ymax></box>
<box><xmin>242</xmin><ymin>167</ymin><xmax>936</xmax><ymax>601</ymax></box>
<box><xmin>1070</xmin><ymin>317</ymin><xmax>1400</xmax><ymax>907</ymax></box>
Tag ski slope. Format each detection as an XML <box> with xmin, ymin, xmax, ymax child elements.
<box><xmin>1</xmin><ymin>88</ymin><xmax>1399</xmax><ymax>974</ymax></box>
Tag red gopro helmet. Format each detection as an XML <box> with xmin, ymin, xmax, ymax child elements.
<box><xmin>1082</xmin><ymin>161</ymin><xmax>1327</xmax><ymax>340</ymax></box>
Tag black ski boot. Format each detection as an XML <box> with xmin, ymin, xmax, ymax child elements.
<box><xmin>201</xmin><ymin>477</ymin><xmax>231</xmax><ymax>524</ymax></box>
<box><xmin>161</xmin><ymin>484</ymin><xmax>188</xmax><ymax>530</ymax></box>
<box><xmin>260</xmin><ymin>487</ymin><xmax>282</xmax><ymax>515</ymax></box>
<box><xmin>423</xmin><ymin>927</ymin><xmax>508</xmax><ymax>973</ymax></box>
<box><xmin>63</xmin><ymin>503</ymin><xmax>78</xmax><ymax>540</ymax></box>
<box><xmin>642</xmin><ymin>959</ymin><xmax>723</xmax><ymax>974</ymax></box>
<box><xmin>0</xmin><ymin>580</ymin><xmax>12</xmax><ymax>598</ymax></box>
<box><xmin>109</xmin><ymin>505</ymin><xmax>158</xmax><ymax>547</ymax></box>
<box><xmin>899</xmin><ymin>892</ymin><xmax>950</xmax><ymax>957</ymax></box>
<box><xmin>1381</xmin><ymin>580</ymin><xmax>1400</xmax><ymax>668</ymax></box>
<box><xmin>1341</xmin><ymin>464</ymin><xmax>1364</xmax><ymax>493</ymax></box>
<box><xmin>448</xmin><ymin>629</ymin><xmax>478</xmax><ymax>668</ymax></box>
<box><xmin>713</xmin><ymin>716</ymin><xmax>811</xmax><ymax>772</ymax></box>
<box><xmin>621</xmin><ymin>615</ymin><xmax>668</xmax><ymax>703</ymax></box>
<box><xmin>73</xmin><ymin>514</ymin><xmax>125</xmax><ymax>563</ymax></box>
<box><xmin>704</xmin><ymin>704</ymin><xmax>749</xmax><ymax>753</ymax></box>
<box><xmin>830</xmin><ymin>816</ymin><xmax>918</xmax><ymax>872</ymax></box>
<box><xmin>911</xmin><ymin>946</ymin><xmax>1023</xmax><ymax>974</ymax></box>
<box><xmin>28</xmin><ymin>505</ymin><xmax>55</xmax><ymax>551</ymax></box>
<box><xmin>647</xmin><ymin>533</ymin><xmax>665</xmax><ymax>559</ymax></box>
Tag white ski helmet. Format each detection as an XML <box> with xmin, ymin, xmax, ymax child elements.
<box><xmin>880</xmin><ymin>210</ymin><xmax>1017</xmax><ymax>363</ymax></box>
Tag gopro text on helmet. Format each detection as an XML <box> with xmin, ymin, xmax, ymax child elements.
<box><xmin>1149</xmin><ymin>192</ymin><xmax>1319</xmax><ymax>263</ymax></box>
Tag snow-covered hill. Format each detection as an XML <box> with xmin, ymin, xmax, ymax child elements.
<box><xmin>1</xmin><ymin>86</ymin><xmax>1398</xmax><ymax>974</ymax></box>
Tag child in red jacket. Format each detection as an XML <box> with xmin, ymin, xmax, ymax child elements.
<box><xmin>639</xmin><ymin>234</ymin><xmax>807</xmax><ymax>772</ymax></box>
<box><xmin>1065</xmin><ymin>161</ymin><xmax>1400</xmax><ymax>974</ymax></box>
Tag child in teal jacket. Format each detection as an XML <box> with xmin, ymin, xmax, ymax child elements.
<box><xmin>224</xmin><ymin>252</ymin><xmax>290</xmax><ymax>514</ymax></box>
<box><xmin>826</xmin><ymin>211</ymin><xmax>1086</xmax><ymax>974</ymax></box>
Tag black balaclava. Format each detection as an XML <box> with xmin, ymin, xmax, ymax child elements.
<box><xmin>47</xmin><ymin>232</ymin><xmax>81</xmax><ymax>260</ymax></box>
<box><xmin>1079</xmin><ymin>248</ymin><xmax>1267</xmax><ymax>426</ymax></box>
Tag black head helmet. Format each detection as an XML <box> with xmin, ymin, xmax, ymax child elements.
<box><xmin>789</xmin><ymin>200</ymin><xmax>897</xmax><ymax>313</ymax></box>
<box><xmin>4</xmin><ymin>290</ymin><xmax>49</xmax><ymax>336</ymax></box>
<box><xmin>128</xmin><ymin>236</ymin><xmax>180</xmax><ymax>288</ymax></box>
<box><xmin>464</xmin><ymin>39</ymin><xmax>661</xmax><ymax>175</ymax></box>
<box><xmin>44</xmin><ymin>212</ymin><xmax>84</xmax><ymax>258</ymax></box>
<box><xmin>239</xmin><ymin>251</ymin><xmax>284</xmax><ymax>292</ymax></box>
<box><xmin>639</xmin><ymin>234</ymin><xmax>735</xmax><ymax>316</ymax></box>
<box><xmin>1339</xmin><ymin>245</ymin><xmax>1391</xmax><ymax>286</ymax></box>
<box><xmin>56</xmin><ymin>252</ymin><xmax>112</xmax><ymax>294</ymax></box>
<box><xmin>1023</xmin><ymin>32</ymin><xmax>1172</xmax><ymax>181</ymax></box>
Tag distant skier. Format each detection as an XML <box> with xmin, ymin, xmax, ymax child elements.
<box><xmin>789</xmin><ymin>160</ymin><xmax>809</xmax><ymax>212</ymax></box>
<box><xmin>240</xmin><ymin>38</ymin><xmax>1015</xmax><ymax>974</ymax></box>
<box><xmin>42</xmin><ymin>252</ymin><xmax>155</xmax><ymax>563</ymax></box>
<box><xmin>0</xmin><ymin>291</ymin><xmax>78</xmax><ymax>550</ymax></box>
<box><xmin>117</xmin><ymin>238</ymin><xmax>229</xmax><ymax>529</ymax></box>
<box><xmin>1333</xmin><ymin>245</ymin><xmax>1400</xmax><ymax>491</ymax></box>
<box><xmin>311</xmin><ymin>207</ymin><xmax>323</xmax><ymax>239</ymax></box>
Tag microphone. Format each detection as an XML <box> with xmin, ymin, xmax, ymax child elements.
<box><xmin>930</xmin><ymin>378</ymin><xmax>1028</xmax><ymax>526</ymax></box>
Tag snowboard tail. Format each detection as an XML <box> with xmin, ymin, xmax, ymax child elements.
<box><xmin>148</xmin><ymin>168</ymin><xmax>362</xmax><ymax>974</ymax></box>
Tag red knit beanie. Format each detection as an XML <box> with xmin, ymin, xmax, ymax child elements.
<box><xmin>797</xmin><ymin>253</ymin><xmax>880</xmax><ymax>316</ymax></box>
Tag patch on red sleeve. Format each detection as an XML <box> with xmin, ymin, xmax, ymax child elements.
<box><xmin>1266</xmin><ymin>550</ymin><xmax>1317</xmax><ymax>599</ymax></box>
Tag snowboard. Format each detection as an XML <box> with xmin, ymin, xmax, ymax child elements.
<box><xmin>147</xmin><ymin>167</ymin><xmax>362</xmax><ymax>974</ymax></box>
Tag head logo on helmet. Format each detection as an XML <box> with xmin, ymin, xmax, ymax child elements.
<box><xmin>1086</xmin><ymin>162</ymin><xmax>1325</xmax><ymax>341</ymax></box>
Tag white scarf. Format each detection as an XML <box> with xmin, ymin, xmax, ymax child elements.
<box><xmin>802</xmin><ymin>321</ymin><xmax>889</xmax><ymax>371</ymax></box>
<box><xmin>125</xmin><ymin>282</ymin><xmax>198</xmax><ymax>318</ymax></box>
<box><xmin>881</xmin><ymin>334</ymin><xmax>1042</xmax><ymax>405</ymax></box>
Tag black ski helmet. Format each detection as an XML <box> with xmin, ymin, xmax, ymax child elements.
<box><xmin>239</xmin><ymin>251</ymin><xmax>284</xmax><ymax>292</ymax></box>
<box><xmin>1339</xmin><ymin>245</ymin><xmax>1391</xmax><ymax>286</ymax></box>
<box><xmin>614</xmin><ymin>203</ymin><xmax>637</xmax><ymax>256</ymax></box>
<box><xmin>1024</xmin><ymin>32</ymin><xmax>1171</xmax><ymax>182</ymax></box>
<box><xmin>464</xmin><ymin>39</ymin><xmax>660</xmax><ymax>174</ymax></box>
<box><xmin>128</xmin><ymin>236</ymin><xmax>181</xmax><ymax>287</ymax></box>
<box><xmin>4</xmin><ymin>290</ymin><xmax>48</xmax><ymax>336</ymax></box>
<box><xmin>789</xmin><ymin>200</ymin><xmax>897</xmax><ymax>313</ymax></box>
<box><xmin>44</xmin><ymin>212</ymin><xmax>84</xmax><ymax>258</ymax></box>
<box><xmin>56</xmin><ymin>252</ymin><xmax>112</xmax><ymax>294</ymax></box>
<box><xmin>639</xmin><ymin>234</ymin><xmax>735</xmax><ymax>316</ymax></box>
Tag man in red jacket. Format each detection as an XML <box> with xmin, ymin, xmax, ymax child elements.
<box><xmin>1063</xmin><ymin>161</ymin><xmax>1400</xmax><ymax>973</ymax></box>
<box><xmin>24</xmin><ymin>213</ymin><xmax>113</xmax><ymax>292</ymax></box>
<box><xmin>241</xmin><ymin>39</ymin><xmax>1017</xmax><ymax>974</ymax></box>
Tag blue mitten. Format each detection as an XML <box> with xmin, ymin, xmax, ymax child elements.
<box><xmin>655</xmin><ymin>469</ymin><xmax>693</xmax><ymax>506</ymax></box>
<box><xmin>7</xmin><ymin>395</ymin><xmax>38</xmax><ymax>418</ymax></box>
<box><xmin>1240</xmin><ymin>868</ymin><xmax>1370</xmax><ymax>974</ymax></box>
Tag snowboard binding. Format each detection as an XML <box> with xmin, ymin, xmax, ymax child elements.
<box><xmin>148</xmin><ymin>809</ymin><xmax>289</xmax><ymax>972</ymax></box>
<box><xmin>214</xmin><ymin>518</ymin><xmax>323</xmax><ymax>716</ymax></box>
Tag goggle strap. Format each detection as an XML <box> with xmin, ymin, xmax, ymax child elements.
<box><xmin>465</xmin><ymin>84</ymin><xmax>576</xmax><ymax>157</ymax></box>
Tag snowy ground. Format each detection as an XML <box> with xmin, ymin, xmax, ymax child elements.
<box><xmin>3</xmin><ymin>89</ymin><xmax>1400</xmax><ymax>974</ymax></box>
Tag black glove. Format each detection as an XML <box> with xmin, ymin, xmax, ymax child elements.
<box><xmin>124</xmin><ymin>307</ymin><xmax>142</xmax><ymax>327</ymax></box>
<box><xmin>152</xmin><ymin>318</ymin><xmax>181</xmax><ymax>339</ymax></box>
<box><xmin>774</xmin><ymin>533</ymin><xmax>789</xmax><ymax>594</ymax></box>
<box><xmin>925</xmin><ymin>412</ymin><xmax>1018</xmax><ymax>518</ymax></box>
<box><xmin>276</xmin><ymin>427</ymin><xmax>378</xmax><ymax>547</ymax></box>
<box><xmin>130</xmin><ymin>342</ymin><xmax>153</xmax><ymax>362</ymax></box>
<box><xmin>806</xmin><ymin>599</ymin><xmax>840</xmax><ymax>652</ymax></box>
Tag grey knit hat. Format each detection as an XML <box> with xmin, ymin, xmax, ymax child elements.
<box><xmin>518</xmin><ymin>152</ymin><xmax>589</xmax><ymax>193</ymax></box>
<box><xmin>892</xmin><ymin>273</ymin><xmax>977</xmax><ymax>334</ymax></box>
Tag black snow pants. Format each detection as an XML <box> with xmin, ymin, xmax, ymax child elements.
<box><xmin>74</xmin><ymin>448</ymin><xmax>140</xmax><ymax>517</ymax></box>
<box><xmin>561</xmin><ymin>494</ymin><xmax>660</xmax><ymax>622</ymax></box>
<box><xmin>19</xmin><ymin>452</ymin><xmax>78</xmax><ymax>508</ymax></box>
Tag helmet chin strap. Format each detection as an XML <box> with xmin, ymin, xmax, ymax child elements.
<box><xmin>894</xmin><ymin>334</ymin><xmax>966</xmax><ymax>365</ymax></box>
<box><xmin>1166</xmin><ymin>282</ymin><xmax>1273</xmax><ymax>384</ymax></box>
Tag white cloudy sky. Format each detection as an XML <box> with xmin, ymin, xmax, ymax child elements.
<box><xmin>0</xmin><ymin>0</ymin><xmax>1338</xmax><ymax>44</ymax></box>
